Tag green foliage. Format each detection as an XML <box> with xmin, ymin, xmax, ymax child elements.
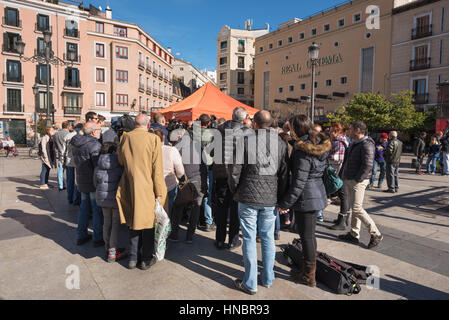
<box><xmin>37</xmin><ymin>118</ymin><xmax>47</xmax><ymax>136</ymax></box>
<box><xmin>326</xmin><ymin>91</ymin><xmax>428</xmax><ymax>132</ymax></box>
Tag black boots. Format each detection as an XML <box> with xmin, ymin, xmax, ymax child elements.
<box><xmin>329</xmin><ymin>214</ymin><xmax>348</xmax><ymax>230</ymax></box>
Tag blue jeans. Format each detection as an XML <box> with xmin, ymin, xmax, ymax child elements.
<box><xmin>426</xmin><ymin>156</ymin><xmax>438</xmax><ymax>173</ymax></box>
<box><xmin>66</xmin><ymin>167</ymin><xmax>80</xmax><ymax>203</ymax></box>
<box><xmin>442</xmin><ymin>152</ymin><xmax>449</xmax><ymax>175</ymax></box>
<box><xmin>275</xmin><ymin>210</ymin><xmax>280</xmax><ymax>235</ymax></box>
<box><xmin>77</xmin><ymin>192</ymin><xmax>104</xmax><ymax>241</ymax></box>
<box><xmin>238</xmin><ymin>203</ymin><xmax>276</xmax><ymax>292</ymax></box>
<box><xmin>57</xmin><ymin>160</ymin><xmax>64</xmax><ymax>189</ymax></box>
<box><xmin>202</xmin><ymin>170</ymin><xmax>214</xmax><ymax>225</ymax></box>
<box><xmin>370</xmin><ymin>160</ymin><xmax>386</xmax><ymax>186</ymax></box>
<box><xmin>40</xmin><ymin>163</ymin><xmax>50</xmax><ymax>185</ymax></box>
<box><xmin>167</xmin><ymin>187</ymin><xmax>178</xmax><ymax>220</ymax></box>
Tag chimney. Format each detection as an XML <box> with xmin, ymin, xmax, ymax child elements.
<box><xmin>167</xmin><ymin>47</ymin><xmax>172</xmax><ymax>53</ymax></box>
<box><xmin>105</xmin><ymin>6</ymin><xmax>112</xmax><ymax>19</ymax></box>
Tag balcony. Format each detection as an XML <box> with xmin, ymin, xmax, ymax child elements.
<box><xmin>3</xmin><ymin>103</ymin><xmax>24</xmax><ymax>113</ymax></box>
<box><xmin>64</xmin><ymin>28</ymin><xmax>79</xmax><ymax>38</ymax></box>
<box><xmin>163</xmin><ymin>75</ymin><xmax>168</xmax><ymax>82</ymax></box>
<box><xmin>411</xmin><ymin>24</ymin><xmax>432</xmax><ymax>40</ymax></box>
<box><xmin>139</xmin><ymin>83</ymin><xmax>145</xmax><ymax>92</ymax></box>
<box><xmin>64</xmin><ymin>80</ymin><xmax>81</xmax><ymax>88</ymax></box>
<box><xmin>146</xmin><ymin>87</ymin><xmax>152</xmax><ymax>95</ymax></box>
<box><xmin>35</xmin><ymin>23</ymin><xmax>52</xmax><ymax>33</ymax></box>
<box><xmin>152</xmin><ymin>69</ymin><xmax>158</xmax><ymax>77</ymax></box>
<box><xmin>220</xmin><ymin>48</ymin><xmax>227</xmax><ymax>54</ymax></box>
<box><xmin>2</xmin><ymin>17</ymin><xmax>21</xmax><ymax>28</ymax></box>
<box><xmin>219</xmin><ymin>64</ymin><xmax>228</xmax><ymax>70</ymax></box>
<box><xmin>63</xmin><ymin>53</ymin><xmax>81</xmax><ymax>63</ymax></box>
<box><xmin>169</xmin><ymin>96</ymin><xmax>173</xmax><ymax>102</ymax></box>
<box><xmin>219</xmin><ymin>79</ymin><xmax>226</xmax><ymax>84</ymax></box>
<box><xmin>64</xmin><ymin>106</ymin><xmax>82</xmax><ymax>115</ymax></box>
<box><xmin>410</xmin><ymin>58</ymin><xmax>431</xmax><ymax>71</ymax></box>
<box><xmin>138</xmin><ymin>60</ymin><xmax>145</xmax><ymax>70</ymax></box>
<box><xmin>168</xmin><ymin>78</ymin><xmax>172</xmax><ymax>84</ymax></box>
<box><xmin>158</xmin><ymin>72</ymin><xmax>163</xmax><ymax>80</ymax></box>
<box><xmin>158</xmin><ymin>91</ymin><xmax>163</xmax><ymax>98</ymax></box>
<box><xmin>164</xmin><ymin>93</ymin><xmax>168</xmax><ymax>100</ymax></box>
<box><xmin>35</xmin><ymin>77</ymin><xmax>55</xmax><ymax>86</ymax></box>
<box><xmin>153</xmin><ymin>89</ymin><xmax>158</xmax><ymax>97</ymax></box>
<box><xmin>413</xmin><ymin>93</ymin><xmax>429</xmax><ymax>104</ymax></box>
<box><xmin>3</xmin><ymin>73</ymin><xmax>23</xmax><ymax>83</ymax></box>
<box><xmin>146</xmin><ymin>65</ymin><xmax>152</xmax><ymax>74</ymax></box>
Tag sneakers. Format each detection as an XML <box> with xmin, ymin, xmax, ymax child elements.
<box><xmin>76</xmin><ymin>235</ymin><xmax>92</xmax><ymax>246</ymax></box>
<box><xmin>198</xmin><ymin>223</ymin><xmax>216</xmax><ymax>232</ymax></box>
<box><xmin>368</xmin><ymin>234</ymin><xmax>383</xmax><ymax>249</ymax></box>
<box><xmin>39</xmin><ymin>185</ymin><xmax>49</xmax><ymax>190</ymax></box>
<box><xmin>317</xmin><ymin>215</ymin><xmax>324</xmax><ymax>222</ymax></box>
<box><xmin>214</xmin><ymin>241</ymin><xmax>226</xmax><ymax>250</ymax></box>
<box><xmin>139</xmin><ymin>257</ymin><xmax>157</xmax><ymax>270</ymax></box>
<box><xmin>228</xmin><ymin>239</ymin><xmax>242</xmax><ymax>251</ymax></box>
<box><xmin>366</xmin><ymin>184</ymin><xmax>374</xmax><ymax>190</ymax></box>
<box><xmin>234</xmin><ymin>279</ymin><xmax>257</xmax><ymax>295</ymax></box>
<box><xmin>338</xmin><ymin>232</ymin><xmax>359</xmax><ymax>244</ymax></box>
<box><xmin>128</xmin><ymin>260</ymin><xmax>138</xmax><ymax>269</ymax></box>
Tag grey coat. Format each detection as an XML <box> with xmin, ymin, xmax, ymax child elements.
<box><xmin>94</xmin><ymin>154</ymin><xmax>123</xmax><ymax>208</ymax></box>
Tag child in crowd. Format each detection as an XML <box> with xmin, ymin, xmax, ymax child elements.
<box><xmin>94</xmin><ymin>142</ymin><xmax>127</xmax><ymax>262</ymax></box>
<box><xmin>426</xmin><ymin>136</ymin><xmax>440</xmax><ymax>174</ymax></box>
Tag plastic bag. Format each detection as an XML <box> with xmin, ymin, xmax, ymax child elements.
<box><xmin>154</xmin><ymin>200</ymin><xmax>171</xmax><ymax>261</ymax></box>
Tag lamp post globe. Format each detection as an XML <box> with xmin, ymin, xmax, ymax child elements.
<box><xmin>308</xmin><ymin>42</ymin><xmax>320</xmax><ymax>60</ymax></box>
<box><xmin>32</xmin><ymin>84</ymin><xmax>39</xmax><ymax>96</ymax></box>
<box><xmin>16</xmin><ymin>40</ymin><xmax>25</xmax><ymax>56</ymax></box>
<box><xmin>43</xmin><ymin>30</ymin><xmax>52</xmax><ymax>44</ymax></box>
<box><xmin>308</xmin><ymin>42</ymin><xmax>320</xmax><ymax>123</ymax></box>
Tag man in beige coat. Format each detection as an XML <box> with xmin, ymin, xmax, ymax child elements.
<box><xmin>117</xmin><ymin>114</ymin><xmax>167</xmax><ymax>270</ymax></box>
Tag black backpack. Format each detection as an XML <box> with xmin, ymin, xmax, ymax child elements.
<box><xmin>283</xmin><ymin>238</ymin><xmax>369</xmax><ymax>295</ymax></box>
<box><xmin>117</xmin><ymin>114</ymin><xmax>135</xmax><ymax>138</ymax></box>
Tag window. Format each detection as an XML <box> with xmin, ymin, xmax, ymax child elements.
<box><xmin>288</xmin><ymin>37</ymin><xmax>293</xmax><ymax>43</ymax></box>
<box><xmin>289</xmin><ymin>85</ymin><xmax>294</xmax><ymax>92</ymax></box>
<box><xmin>340</xmin><ymin>76</ymin><xmax>348</xmax><ymax>84</ymax></box>
<box><xmin>37</xmin><ymin>14</ymin><xmax>49</xmax><ymax>32</ymax></box>
<box><xmin>278</xmin><ymin>87</ymin><xmax>283</xmax><ymax>93</ymax></box>
<box><xmin>238</xmin><ymin>56</ymin><xmax>245</xmax><ymax>69</ymax></box>
<box><xmin>299</xmin><ymin>32</ymin><xmax>305</xmax><ymax>40</ymax></box>
<box><xmin>238</xmin><ymin>40</ymin><xmax>245</xmax><ymax>52</ymax></box>
<box><xmin>96</xmin><ymin>43</ymin><xmax>105</xmax><ymax>58</ymax></box>
<box><xmin>269</xmin><ymin>43</ymin><xmax>273</xmax><ymax>49</ymax></box>
<box><xmin>353</xmin><ymin>13</ymin><xmax>361</xmax><ymax>23</ymax></box>
<box><xmin>220</xmin><ymin>41</ymin><xmax>227</xmax><ymax>49</ymax></box>
<box><xmin>334</xmin><ymin>42</ymin><xmax>340</xmax><ymax>47</ymax></box>
<box><xmin>64</xmin><ymin>93</ymin><xmax>79</xmax><ymax>107</ymax></box>
<box><xmin>6</xmin><ymin>88</ymin><xmax>21</xmax><ymax>112</ymax></box>
<box><xmin>220</xmin><ymin>73</ymin><xmax>226</xmax><ymax>81</ymax></box>
<box><xmin>65</xmin><ymin>20</ymin><xmax>79</xmax><ymax>37</ymax></box>
<box><xmin>259</xmin><ymin>46</ymin><xmax>264</xmax><ymax>53</ymax></box>
<box><xmin>116</xmin><ymin>70</ymin><xmax>128</xmax><ymax>82</ymax></box>
<box><xmin>219</xmin><ymin>57</ymin><xmax>227</xmax><ymax>65</ymax></box>
<box><xmin>324</xmin><ymin>24</ymin><xmax>330</xmax><ymax>32</ymax></box>
<box><xmin>96</xmin><ymin>22</ymin><xmax>104</xmax><ymax>33</ymax></box>
<box><xmin>278</xmin><ymin>40</ymin><xmax>283</xmax><ymax>47</ymax></box>
<box><xmin>237</xmin><ymin>72</ymin><xmax>244</xmax><ymax>84</ymax></box>
<box><xmin>301</xmin><ymin>84</ymin><xmax>306</xmax><ymax>90</ymax></box>
<box><xmin>238</xmin><ymin>88</ymin><xmax>244</xmax><ymax>95</ymax></box>
<box><xmin>66</xmin><ymin>42</ymin><xmax>78</xmax><ymax>61</ymax></box>
<box><xmin>6</xmin><ymin>60</ymin><xmax>21</xmax><ymax>82</ymax></box>
<box><xmin>114</xmin><ymin>26</ymin><xmax>127</xmax><ymax>37</ymax></box>
<box><xmin>326</xmin><ymin>79</ymin><xmax>332</xmax><ymax>87</ymax></box>
<box><xmin>65</xmin><ymin>67</ymin><xmax>80</xmax><ymax>87</ymax></box>
<box><xmin>116</xmin><ymin>46</ymin><xmax>128</xmax><ymax>59</ymax></box>
<box><xmin>314</xmin><ymin>82</ymin><xmax>318</xmax><ymax>88</ymax></box>
<box><xmin>311</xmin><ymin>28</ymin><xmax>317</xmax><ymax>36</ymax></box>
<box><xmin>38</xmin><ymin>91</ymin><xmax>52</xmax><ymax>111</ymax></box>
<box><xmin>36</xmin><ymin>37</ymin><xmax>51</xmax><ymax>55</ymax></box>
<box><xmin>96</xmin><ymin>92</ymin><xmax>105</xmax><ymax>107</ymax></box>
<box><xmin>36</xmin><ymin>64</ymin><xmax>51</xmax><ymax>84</ymax></box>
<box><xmin>116</xmin><ymin>94</ymin><xmax>128</xmax><ymax>106</ymax></box>
<box><xmin>4</xmin><ymin>7</ymin><xmax>19</xmax><ymax>27</ymax></box>
<box><xmin>96</xmin><ymin>68</ymin><xmax>105</xmax><ymax>82</ymax></box>
<box><xmin>4</xmin><ymin>32</ymin><xmax>21</xmax><ymax>53</ymax></box>
<box><xmin>338</xmin><ymin>18</ymin><xmax>345</xmax><ymax>27</ymax></box>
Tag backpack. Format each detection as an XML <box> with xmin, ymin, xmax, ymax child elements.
<box><xmin>323</xmin><ymin>161</ymin><xmax>343</xmax><ymax>195</ymax></box>
<box><xmin>117</xmin><ymin>114</ymin><xmax>135</xmax><ymax>138</ymax></box>
<box><xmin>283</xmin><ymin>238</ymin><xmax>369</xmax><ymax>295</ymax></box>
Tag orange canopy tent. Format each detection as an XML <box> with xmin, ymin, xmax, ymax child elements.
<box><xmin>154</xmin><ymin>82</ymin><xmax>259</xmax><ymax>121</ymax></box>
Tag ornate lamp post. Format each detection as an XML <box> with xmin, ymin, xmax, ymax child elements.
<box><xmin>32</xmin><ymin>84</ymin><xmax>39</xmax><ymax>148</ymax></box>
<box><xmin>308</xmin><ymin>42</ymin><xmax>320</xmax><ymax>123</ymax></box>
<box><xmin>16</xmin><ymin>30</ymin><xmax>76</xmax><ymax>127</ymax></box>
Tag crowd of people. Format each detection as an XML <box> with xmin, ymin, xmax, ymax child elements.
<box><xmin>34</xmin><ymin>107</ymin><xmax>449</xmax><ymax>295</ymax></box>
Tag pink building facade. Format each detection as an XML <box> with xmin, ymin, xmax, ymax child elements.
<box><xmin>0</xmin><ymin>0</ymin><xmax>174</xmax><ymax>145</ymax></box>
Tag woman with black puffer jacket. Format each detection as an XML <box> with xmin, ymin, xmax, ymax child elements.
<box><xmin>277</xmin><ymin>115</ymin><xmax>331</xmax><ymax>288</ymax></box>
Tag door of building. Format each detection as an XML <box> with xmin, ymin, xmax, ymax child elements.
<box><xmin>0</xmin><ymin>118</ymin><xmax>26</xmax><ymax>145</ymax></box>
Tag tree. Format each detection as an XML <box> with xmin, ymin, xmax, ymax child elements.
<box><xmin>326</xmin><ymin>91</ymin><xmax>427</xmax><ymax>132</ymax></box>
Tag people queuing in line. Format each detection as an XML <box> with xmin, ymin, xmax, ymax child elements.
<box><xmin>41</xmin><ymin>107</ymin><xmax>449</xmax><ymax>294</ymax></box>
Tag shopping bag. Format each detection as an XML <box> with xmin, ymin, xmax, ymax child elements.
<box><xmin>154</xmin><ymin>200</ymin><xmax>171</xmax><ymax>261</ymax></box>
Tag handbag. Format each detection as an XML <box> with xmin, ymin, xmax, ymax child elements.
<box><xmin>174</xmin><ymin>175</ymin><xmax>198</xmax><ymax>206</ymax></box>
<box><xmin>323</xmin><ymin>160</ymin><xmax>343</xmax><ymax>195</ymax></box>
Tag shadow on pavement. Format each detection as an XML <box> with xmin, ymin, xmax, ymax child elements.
<box><xmin>381</xmin><ymin>274</ymin><xmax>449</xmax><ymax>300</ymax></box>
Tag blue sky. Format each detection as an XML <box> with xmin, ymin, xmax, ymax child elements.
<box><xmin>86</xmin><ymin>0</ymin><xmax>342</xmax><ymax>71</ymax></box>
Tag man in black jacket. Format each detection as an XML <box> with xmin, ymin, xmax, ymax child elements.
<box><xmin>413</xmin><ymin>132</ymin><xmax>426</xmax><ymax>175</ymax></box>
<box><xmin>71</xmin><ymin>122</ymin><xmax>103</xmax><ymax>247</ymax></box>
<box><xmin>212</xmin><ymin>107</ymin><xmax>249</xmax><ymax>250</ymax></box>
<box><xmin>338</xmin><ymin>121</ymin><xmax>383</xmax><ymax>249</ymax></box>
<box><xmin>229</xmin><ymin>110</ymin><xmax>288</xmax><ymax>295</ymax></box>
<box><xmin>441</xmin><ymin>133</ymin><xmax>449</xmax><ymax>175</ymax></box>
<box><xmin>384</xmin><ymin>131</ymin><xmax>403</xmax><ymax>193</ymax></box>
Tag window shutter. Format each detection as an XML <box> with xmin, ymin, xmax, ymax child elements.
<box><xmin>4</xmin><ymin>32</ymin><xmax>8</xmax><ymax>52</ymax></box>
<box><xmin>35</xmin><ymin>91</ymin><xmax>40</xmax><ymax>111</ymax></box>
<box><xmin>36</xmin><ymin>64</ymin><xmax>40</xmax><ymax>83</ymax></box>
<box><xmin>65</xmin><ymin>68</ymin><xmax>68</xmax><ymax>86</ymax></box>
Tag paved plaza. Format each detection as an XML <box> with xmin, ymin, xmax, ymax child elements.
<box><xmin>0</xmin><ymin>152</ymin><xmax>448</xmax><ymax>300</ymax></box>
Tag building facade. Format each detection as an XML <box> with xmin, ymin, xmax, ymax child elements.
<box><xmin>217</xmin><ymin>22</ymin><xmax>269</xmax><ymax>107</ymax></box>
<box><xmin>172</xmin><ymin>57</ymin><xmax>216</xmax><ymax>95</ymax></box>
<box><xmin>0</xmin><ymin>0</ymin><xmax>174</xmax><ymax>145</ymax></box>
<box><xmin>254</xmin><ymin>0</ymin><xmax>395</xmax><ymax>120</ymax></box>
<box><xmin>391</xmin><ymin>0</ymin><xmax>449</xmax><ymax>112</ymax></box>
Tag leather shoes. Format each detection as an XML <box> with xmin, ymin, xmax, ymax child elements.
<box><xmin>139</xmin><ymin>257</ymin><xmax>157</xmax><ymax>270</ymax></box>
<box><xmin>76</xmin><ymin>235</ymin><xmax>92</xmax><ymax>246</ymax></box>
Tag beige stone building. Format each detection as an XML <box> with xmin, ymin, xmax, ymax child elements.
<box><xmin>217</xmin><ymin>22</ymin><xmax>269</xmax><ymax>107</ymax></box>
<box><xmin>172</xmin><ymin>57</ymin><xmax>216</xmax><ymax>95</ymax></box>
<box><xmin>391</xmin><ymin>0</ymin><xmax>449</xmax><ymax>112</ymax></box>
<box><xmin>0</xmin><ymin>0</ymin><xmax>174</xmax><ymax>145</ymax></box>
<box><xmin>254</xmin><ymin>0</ymin><xmax>396</xmax><ymax>120</ymax></box>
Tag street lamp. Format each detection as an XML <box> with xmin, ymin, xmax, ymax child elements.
<box><xmin>32</xmin><ymin>84</ymin><xmax>39</xmax><ymax>148</ymax></box>
<box><xmin>16</xmin><ymin>31</ymin><xmax>74</xmax><ymax>127</ymax></box>
<box><xmin>308</xmin><ymin>42</ymin><xmax>320</xmax><ymax>123</ymax></box>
